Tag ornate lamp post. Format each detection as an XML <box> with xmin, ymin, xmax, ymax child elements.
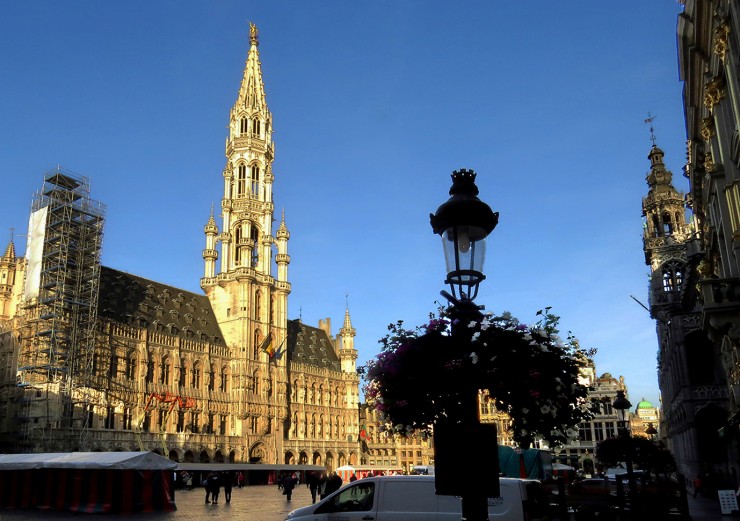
<box><xmin>612</xmin><ymin>390</ymin><xmax>638</xmax><ymax>513</ymax></box>
<box><xmin>430</xmin><ymin>169</ymin><xmax>499</xmax><ymax>521</ymax></box>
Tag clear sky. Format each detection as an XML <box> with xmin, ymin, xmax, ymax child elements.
<box><xmin>1</xmin><ymin>2</ymin><xmax>687</xmax><ymax>410</ymax></box>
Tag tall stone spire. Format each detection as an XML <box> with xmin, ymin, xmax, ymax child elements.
<box><xmin>339</xmin><ymin>306</ymin><xmax>357</xmax><ymax>373</ymax></box>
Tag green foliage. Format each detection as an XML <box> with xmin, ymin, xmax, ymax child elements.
<box><xmin>362</xmin><ymin>307</ymin><xmax>596</xmax><ymax>448</ymax></box>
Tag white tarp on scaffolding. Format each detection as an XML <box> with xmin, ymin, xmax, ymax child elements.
<box><xmin>22</xmin><ymin>206</ymin><xmax>47</xmax><ymax>300</ymax></box>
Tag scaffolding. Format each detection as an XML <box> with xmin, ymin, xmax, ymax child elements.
<box><xmin>17</xmin><ymin>167</ymin><xmax>105</xmax><ymax>451</ymax></box>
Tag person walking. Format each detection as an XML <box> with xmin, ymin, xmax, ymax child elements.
<box><xmin>307</xmin><ymin>471</ymin><xmax>320</xmax><ymax>504</ymax></box>
<box><xmin>209</xmin><ymin>472</ymin><xmax>222</xmax><ymax>504</ymax></box>
<box><xmin>223</xmin><ymin>472</ymin><xmax>233</xmax><ymax>504</ymax></box>
<box><xmin>324</xmin><ymin>471</ymin><xmax>343</xmax><ymax>497</ymax></box>
<box><xmin>282</xmin><ymin>473</ymin><xmax>297</xmax><ymax>501</ymax></box>
<box><xmin>204</xmin><ymin>472</ymin><xmax>214</xmax><ymax>504</ymax></box>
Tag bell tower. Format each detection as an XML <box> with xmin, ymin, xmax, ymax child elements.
<box><xmin>642</xmin><ymin>138</ymin><xmax>691</xmax><ymax>310</ymax></box>
<box><xmin>201</xmin><ymin>22</ymin><xmax>290</xmax><ymax>357</ymax></box>
<box><xmin>200</xmin><ymin>24</ymin><xmax>290</xmax><ymax>454</ymax></box>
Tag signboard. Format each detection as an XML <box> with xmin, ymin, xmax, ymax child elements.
<box><xmin>718</xmin><ymin>489</ymin><xmax>739</xmax><ymax>515</ymax></box>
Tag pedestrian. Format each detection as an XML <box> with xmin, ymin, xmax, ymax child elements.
<box><xmin>282</xmin><ymin>473</ymin><xmax>297</xmax><ymax>501</ymax></box>
<box><xmin>693</xmin><ymin>474</ymin><xmax>703</xmax><ymax>498</ymax></box>
<box><xmin>324</xmin><ymin>471</ymin><xmax>343</xmax><ymax>497</ymax></box>
<box><xmin>209</xmin><ymin>472</ymin><xmax>222</xmax><ymax>504</ymax></box>
<box><xmin>204</xmin><ymin>472</ymin><xmax>213</xmax><ymax>504</ymax></box>
<box><xmin>237</xmin><ymin>471</ymin><xmax>244</xmax><ymax>488</ymax></box>
<box><xmin>318</xmin><ymin>472</ymin><xmax>328</xmax><ymax>500</ymax></box>
<box><xmin>223</xmin><ymin>472</ymin><xmax>233</xmax><ymax>504</ymax></box>
<box><xmin>349</xmin><ymin>473</ymin><xmax>357</xmax><ymax>482</ymax></box>
<box><xmin>308</xmin><ymin>471</ymin><xmax>320</xmax><ymax>504</ymax></box>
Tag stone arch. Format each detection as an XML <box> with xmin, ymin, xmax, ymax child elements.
<box><xmin>168</xmin><ymin>449</ymin><xmax>180</xmax><ymax>462</ymax></box>
<box><xmin>229</xmin><ymin>450</ymin><xmax>236</xmax><ymax>463</ymax></box>
<box><xmin>325</xmin><ymin>451</ymin><xmax>336</xmax><ymax>471</ymax></box>
<box><xmin>249</xmin><ymin>442</ymin><xmax>267</xmax><ymax>463</ymax></box>
<box><xmin>184</xmin><ymin>450</ymin><xmax>195</xmax><ymax>463</ymax></box>
<box><xmin>214</xmin><ymin>450</ymin><xmax>225</xmax><ymax>463</ymax></box>
<box><xmin>349</xmin><ymin>452</ymin><xmax>358</xmax><ymax>465</ymax></box>
<box><xmin>199</xmin><ymin>450</ymin><xmax>210</xmax><ymax>463</ymax></box>
<box><xmin>299</xmin><ymin>451</ymin><xmax>309</xmax><ymax>465</ymax></box>
<box><xmin>284</xmin><ymin>451</ymin><xmax>296</xmax><ymax>465</ymax></box>
<box><xmin>312</xmin><ymin>451</ymin><xmax>322</xmax><ymax>466</ymax></box>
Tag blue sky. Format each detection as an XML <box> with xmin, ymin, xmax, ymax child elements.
<box><xmin>1</xmin><ymin>2</ymin><xmax>687</xmax><ymax>410</ymax></box>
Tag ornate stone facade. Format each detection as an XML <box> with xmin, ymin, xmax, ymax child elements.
<box><xmin>0</xmin><ymin>25</ymin><xmax>361</xmax><ymax>468</ymax></box>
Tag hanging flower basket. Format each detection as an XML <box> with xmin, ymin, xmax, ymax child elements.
<box><xmin>361</xmin><ymin>307</ymin><xmax>596</xmax><ymax>448</ymax></box>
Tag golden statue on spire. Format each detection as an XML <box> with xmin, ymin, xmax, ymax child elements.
<box><xmin>249</xmin><ymin>22</ymin><xmax>259</xmax><ymax>46</ymax></box>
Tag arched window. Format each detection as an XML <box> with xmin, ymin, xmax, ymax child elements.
<box><xmin>662</xmin><ymin>212</ymin><xmax>673</xmax><ymax>235</ymax></box>
<box><xmin>252</xmin><ymin>118</ymin><xmax>261</xmax><ymax>137</ymax></box>
<box><xmin>240</xmin><ymin>118</ymin><xmax>248</xmax><ymax>135</ymax></box>
<box><xmin>255</xmin><ymin>290</ymin><xmax>262</xmax><ymax>321</ymax></box>
<box><xmin>220</xmin><ymin>367</ymin><xmax>228</xmax><ymax>392</ymax></box>
<box><xmin>161</xmin><ymin>356</ymin><xmax>171</xmax><ymax>385</ymax></box>
<box><xmin>250</xmin><ymin>225</ymin><xmax>259</xmax><ymax>267</ymax></box>
<box><xmin>237</xmin><ymin>164</ymin><xmax>247</xmax><ymax>196</ymax></box>
<box><xmin>253</xmin><ymin>370</ymin><xmax>260</xmax><ymax>395</ymax></box>
<box><xmin>652</xmin><ymin>215</ymin><xmax>661</xmax><ymax>237</ymax></box>
<box><xmin>234</xmin><ymin>226</ymin><xmax>242</xmax><ymax>265</ymax></box>
<box><xmin>251</xmin><ymin>165</ymin><xmax>260</xmax><ymax>196</ymax></box>
<box><xmin>190</xmin><ymin>362</ymin><xmax>203</xmax><ymax>389</ymax></box>
<box><xmin>254</xmin><ymin>330</ymin><xmax>262</xmax><ymax>360</ymax></box>
<box><xmin>662</xmin><ymin>263</ymin><xmax>684</xmax><ymax>293</ymax></box>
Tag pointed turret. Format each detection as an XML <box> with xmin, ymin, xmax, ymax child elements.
<box><xmin>203</xmin><ymin>207</ymin><xmax>219</xmax><ymax>279</ymax></box>
<box><xmin>0</xmin><ymin>235</ymin><xmax>19</xmax><ymax>320</ymax></box>
<box><xmin>3</xmin><ymin>239</ymin><xmax>15</xmax><ymax>260</ymax></box>
<box><xmin>339</xmin><ymin>306</ymin><xmax>358</xmax><ymax>373</ymax></box>
<box><xmin>276</xmin><ymin>209</ymin><xmax>290</xmax><ymax>283</ymax></box>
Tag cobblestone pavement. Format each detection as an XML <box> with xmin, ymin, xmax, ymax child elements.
<box><xmin>0</xmin><ymin>483</ymin><xmax>725</xmax><ymax>520</ymax></box>
<box><xmin>0</xmin><ymin>484</ymin><xmax>315</xmax><ymax>521</ymax></box>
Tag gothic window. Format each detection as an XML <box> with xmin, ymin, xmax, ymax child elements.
<box><xmin>179</xmin><ymin>359</ymin><xmax>187</xmax><ymax>387</ymax></box>
<box><xmin>662</xmin><ymin>212</ymin><xmax>673</xmax><ymax>235</ymax></box>
<box><xmin>191</xmin><ymin>411</ymin><xmax>200</xmax><ymax>433</ymax></box>
<box><xmin>255</xmin><ymin>290</ymin><xmax>262</xmax><ymax>321</ymax></box>
<box><xmin>192</xmin><ymin>362</ymin><xmax>201</xmax><ymax>389</ymax></box>
<box><xmin>237</xmin><ymin>164</ymin><xmax>247</xmax><ymax>196</ymax></box>
<box><xmin>146</xmin><ymin>360</ymin><xmax>155</xmax><ymax>384</ymax></box>
<box><xmin>251</xmin><ymin>165</ymin><xmax>259</xmax><ymax>195</ymax></box>
<box><xmin>161</xmin><ymin>357</ymin><xmax>171</xmax><ymax>385</ymax></box>
<box><xmin>109</xmin><ymin>354</ymin><xmax>119</xmax><ymax>378</ymax></box>
<box><xmin>208</xmin><ymin>364</ymin><xmax>215</xmax><ymax>391</ymax></box>
<box><xmin>220</xmin><ymin>367</ymin><xmax>228</xmax><ymax>392</ymax></box>
<box><xmin>123</xmin><ymin>408</ymin><xmax>132</xmax><ymax>430</ymax></box>
<box><xmin>253</xmin><ymin>370</ymin><xmax>260</xmax><ymax>395</ymax></box>
<box><xmin>240</xmin><ymin>117</ymin><xmax>248</xmax><ymax>135</ymax></box>
<box><xmin>252</xmin><ymin>118</ymin><xmax>261</xmax><ymax>137</ymax></box>
<box><xmin>105</xmin><ymin>407</ymin><xmax>115</xmax><ymax>429</ymax></box>
<box><xmin>652</xmin><ymin>215</ymin><xmax>661</xmax><ymax>237</ymax></box>
<box><xmin>662</xmin><ymin>263</ymin><xmax>683</xmax><ymax>292</ymax></box>
<box><xmin>177</xmin><ymin>411</ymin><xmax>185</xmax><ymax>433</ymax></box>
<box><xmin>254</xmin><ymin>330</ymin><xmax>261</xmax><ymax>359</ymax></box>
<box><xmin>125</xmin><ymin>353</ymin><xmax>136</xmax><ymax>380</ymax></box>
<box><xmin>220</xmin><ymin>414</ymin><xmax>227</xmax><ymax>435</ymax></box>
<box><xmin>251</xmin><ymin>233</ymin><xmax>259</xmax><ymax>268</ymax></box>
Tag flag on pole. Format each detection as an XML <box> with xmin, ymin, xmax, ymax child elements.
<box><xmin>260</xmin><ymin>334</ymin><xmax>274</xmax><ymax>357</ymax></box>
<box><xmin>272</xmin><ymin>338</ymin><xmax>286</xmax><ymax>361</ymax></box>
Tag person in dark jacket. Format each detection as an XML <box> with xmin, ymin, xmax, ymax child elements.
<box><xmin>324</xmin><ymin>471</ymin><xmax>343</xmax><ymax>497</ymax></box>
<box><xmin>282</xmin><ymin>473</ymin><xmax>298</xmax><ymax>501</ymax></box>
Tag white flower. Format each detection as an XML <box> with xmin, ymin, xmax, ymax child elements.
<box><xmin>470</xmin><ymin>352</ymin><xmax>479</xmax><ymax>364</ymax></box>
<box><xmin>480</xmin><ymin>317</ymin><xmax>491</xmax><ymax>331</ymax></box>
<box><xmin>540</xmin><ymin>405</ymin><xmax>551</xmax><ymax>415</ymax></box>
<box><xmin>471</xmin><ymin>332</ymin><xmax>481</xmax><ymax>342</ymax></box>
<box><xmin>468</xmin><ymin>320</ymin><xmax>478</xmax><ymax>328</ymax></box>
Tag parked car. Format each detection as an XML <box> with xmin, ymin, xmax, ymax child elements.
<box><xmin>285</xmin><ymin>474</ymin><xmax>550</xmax><ymax>521</ymax></box>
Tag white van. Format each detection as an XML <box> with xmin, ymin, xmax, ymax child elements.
<box><xmin>285</xmin><ymin>475</ymin><xmax>550</xmax><ymax>521</ymax></box>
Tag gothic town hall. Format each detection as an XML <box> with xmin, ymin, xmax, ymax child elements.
<box><xmin>0</xmin><ymin>24</ymin><xmax>362</xmax><ymax>468</ymax></box>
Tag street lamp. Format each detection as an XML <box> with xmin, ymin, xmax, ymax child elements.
<box><xmin>430</xmin><ymin>169</ymin><xmax>498</xmax><ymax>521</ymax></box>
<box><xmin>612</xmin><ymin>390</ymin><xmax>638</xmax><ymax>513</ymax></box>
<box><xmin>430</xmin><ymin>168</ymin><xmax>499</xmax><ymax>310</ymax></box>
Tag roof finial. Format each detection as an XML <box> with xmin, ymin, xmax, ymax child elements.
<box><xmin>249</xmin><ymin>21</ymin><xmax>259</xmax><ymax>46</ymax></box>
<box><xmin>210</xmin><ymin>202</ymin><xmax>214</xmax><ymax>218</ymax></box>
<box><xmin>644</xmin><ymin>112</ymin><xmax>657</xmax><ymax>146</ymax></box>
